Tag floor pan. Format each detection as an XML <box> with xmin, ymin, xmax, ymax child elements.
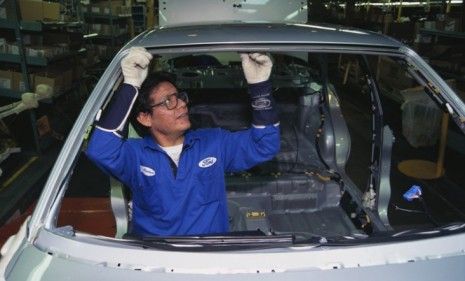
<box><xmin>268</xmin><ymin>207</ymin><xmax>361</xmax><ymax>237</ymax></box>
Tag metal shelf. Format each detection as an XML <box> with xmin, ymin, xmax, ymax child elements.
<box><xmin>0</xmin><ymin>19</ymin><xmax>82</xmax><ymax>32</ymax></box>
<box><xmin>83</xmin><ymin>13</ymin><xmax>131</xmax><ymax>20</ymax></box>
<box><xmin>419</xmin><ymin>28</ymin><xmax>465</xmax><ymax>39</ymax></box>
<box><xmin>0</xmin><ymin>49</ymin><xmax>86</xmax><ymax>67</ymax></box>
<box><xmin>0</xmin><ymin>88</ymin><xmax>22</xmax><ymax>99</ymax></box>
<box><xmin>0</xmin><ymin>53</ymin><xmax>47</xmax><ymax>66</ymax></box>
<box><xmin>92</xmin><ymin>33</ymin><xmax>129</xmax><ymax>40</ymax></box>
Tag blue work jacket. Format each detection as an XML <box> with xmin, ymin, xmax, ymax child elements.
<box><xmin>87</xmin><ymin>124</ymin><xmax>279</xmax><ymax>236</ymax></box>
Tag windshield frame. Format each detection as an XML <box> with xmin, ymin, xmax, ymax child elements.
<box><xmin>26</xmin><ymin>44</ymin><xmax>465</xmax><ymax>257</ymax></box>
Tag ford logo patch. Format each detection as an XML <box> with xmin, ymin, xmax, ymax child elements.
<box><xmin>251</xmin><ymin>98</ymin><xmax>271</xmax><ymax>110</ymax></box>
<box><xmin>199</xmin><ymin>157</ymin><xmax>217</xmax><ymax>168</ymax></box>
<box><xmin>140</xmin><ymin>165</ymin><xmax>155</xmax><ymax>176</ymax></box>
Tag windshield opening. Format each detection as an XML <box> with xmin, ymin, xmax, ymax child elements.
<box><xmin>50</xmin><ymin>50</ymin><xmax>465</xmax><ymax>248</ymax></box>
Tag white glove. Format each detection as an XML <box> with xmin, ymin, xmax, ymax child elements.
<box><xmin>121</xmin><ymin>47</ymin><xmax>153</xmax><ymax>88</ymax></box>
<box><xmin>240</xmin><ymin>53</ymin><xmax>273</xmax><ymax>84</ymax></box>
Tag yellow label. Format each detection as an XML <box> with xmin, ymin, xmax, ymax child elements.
<box><xmin>246</xmin><ymin>211</ymin><xmax>266</xmax><ymax>219</ymax></box>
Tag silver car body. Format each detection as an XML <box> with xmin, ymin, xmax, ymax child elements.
<box><xmin>1</xmin><ymin>22</ymin><xmax>465</xmax><ymax>281</ymax></box>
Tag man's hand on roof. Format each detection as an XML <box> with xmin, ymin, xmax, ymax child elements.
<box><xmin>240</xmin><ymin>53</ymin><xmax>273</xmax><ymax>84</ymax></box>
<box><xmin>121</xmin><ymin>47</ymin><xmax>153</xmax><ymax>88</ymax></box>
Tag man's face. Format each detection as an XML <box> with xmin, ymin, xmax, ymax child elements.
<box><xmin>138</xmin><ymin>81</ymin><xmax>191</xmax><ymax>140</ymax></box>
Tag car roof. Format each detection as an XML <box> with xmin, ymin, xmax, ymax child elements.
<box><xmin>127</xmin><ymin>22</ymin><xmax>403</xmax><ymax>50</ymax></box>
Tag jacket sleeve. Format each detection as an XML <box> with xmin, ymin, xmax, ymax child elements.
<box><xmin>221</xmin><ymin>125</ymin><xmax>280</xmax><ymax>172</ymax></box>
<box><xmin>222</xmin><ymin>80</ymin><xmax>280</xmax><ymax>172</ymax></box>
<box><xmin>85</xmin><ymin>84</ymin><xmax>140</xmax><ymax>188</ymax></box>
<box><xmin>248</xmin><ymin>80</ymin><xmax>279</xmax><ymax>127</ymax></box>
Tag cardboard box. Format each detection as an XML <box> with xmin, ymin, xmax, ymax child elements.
<box><xmin>119</xmin><ymin>6</ymin><xmax>131</xmax><ymax>16</ymax></box>
<box><xmin>26</xmin><ymin>45</ymin><xmax>63</xmax><ymax>58</ymax></box>
<box><xmin>19</xmin><ymin>0</ymin><xmax>43</xmax><ymax>21</ymax></box>
<box><xmin>0</xmin><ymin>70</ymin><xmax>14</xmax><ymax>90</ymax></box>
<box><xmin>94</xmin><ymin>0</ymin><xmax>124</xmax><ymax>15</ymax></box>
<box><xmin>43</xmin><ymin>1</ymin><xmax>61</xmax><ymax>21</ymax></box>
<box><xmin>91</xmin><ymin>6</ymin><xmax>101</xmax><ymax>14</ymax></box>
<box><xmin>100</xmin><ymin>24</ymin><xmax>113</xmax><ymax>36</ymax></box>
<box><xmin>12</xmin><ymin>71</ymin><xmax>34</xmax><ymax>92</ymax></box>
<box><xmin>34</xmin><ymin>72</ymin><xmax>64</xmax><ymax>96</ymax></box>
<box><xmin>43</xmin><ymin>32</ymin><xmax>83</xmax><ymax>50</ymax></box>
<box><xmin>19</xmin><ymin>0</ymin><xmax>62</xmax><ymax>22</ymax></box>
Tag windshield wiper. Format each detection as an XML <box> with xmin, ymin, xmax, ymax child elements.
<box><xmin>124</xmin><ymin>233</ymin><xmax>295</xmax><ymax>251</ymax></box>
<box><xmin>141</xmin><ymin>234</ymin><xmax>294</xmax><ymax>245</ymax></box>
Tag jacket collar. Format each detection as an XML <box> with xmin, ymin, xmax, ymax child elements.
<box><xmin>142</xmin><ymin>129</ymin><xmax>200</xmax><ymax>151</ymax></box>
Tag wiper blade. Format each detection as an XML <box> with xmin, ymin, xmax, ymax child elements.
<box><xmin>139</xmin><ymin>234</ymin><xmax>294</xmax><ymax>247</ymax></box>
<box><xmin>117</xmin><ymin>231</ymin><xmax>297</xmax><ymax>251</ymax></box>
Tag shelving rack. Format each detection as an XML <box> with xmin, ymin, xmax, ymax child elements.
<box><xmin>131</xmin><ymin>4</ymin><xmax>146</xmax><ymax>34</ymax></box>
<box><xmin>82</xmin><ymin>0</ymin><xmax>132</xmax><ymax>61</ymax></box>
<box><xmin>1</xmin><ymin>0</ymin><xmax>86</xmax><ymax>150</ymax></box>
<box><xmin>0</xmin><ymin>1</ymin><xmax>40</xmax><ymax>151</ymax></box>
<box><xmin>0</xmin><ymin>0</ymin><xmax>86</xmax><ymax>226</ymax></box>
<box><xmin>419</xmin><ymin>28</ymin><xmax>465</xmax><ymax>39</ymax></box>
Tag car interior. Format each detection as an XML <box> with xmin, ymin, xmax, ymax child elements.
<box><xmin>55</xmin><ymin>51</ymin><xmax>465</xmax><ymax>245</ymax></box>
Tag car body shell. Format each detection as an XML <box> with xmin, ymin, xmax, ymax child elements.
<box><xmin>1</xmin><ymin>23</ymin><xmax>465</xmax><ymax>281</ymax></box>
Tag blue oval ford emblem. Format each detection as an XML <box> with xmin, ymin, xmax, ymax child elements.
<box><xmin>199</xmin><ymin>157</ymin><xmax>217</xmax><ymax>168</ymax></box>
<box><xmin>140</xmin><ymin>165</ymin><xmax>155</xmax><ymax>176</ymax></box>
<box><xmin>251</xmin><ymin>98</ymin><xmax>271</xmax><ymax>110</ymax></box>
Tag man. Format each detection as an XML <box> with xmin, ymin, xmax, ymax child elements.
<box><xmin>87</xmin><ymin>47</ymin><xmax>280</xmax><ymax>236</ymax></box>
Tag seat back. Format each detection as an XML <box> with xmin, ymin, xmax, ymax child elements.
<box><xmin>110</xmin><ymin>123</ymin><xmax>141</xmax><ymax>238</ymax></box>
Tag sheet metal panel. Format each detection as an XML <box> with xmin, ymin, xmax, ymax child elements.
<box><xmin>159</xmin><ymin>0</ymin><xmax>307</xmax><ymax>27</ymax></box>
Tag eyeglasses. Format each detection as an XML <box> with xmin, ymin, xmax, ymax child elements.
<box><xmin>150</xmin><ymin>91</ymin><xmax>189</xmax><ymax>111</ymax></box>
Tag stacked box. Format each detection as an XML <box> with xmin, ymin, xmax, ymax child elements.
<box><xmin>12</xmin><ymin>72</ymin><xmax>34</xmax><ymax>92</ymax></box>
<box><xmin>43</xmin><ymin>32</ymin><xmax>83</xmax><ymax>51</ymax></box>
<box><xmin>34</xmin><ymin>72</ymin><xmax>65</xmax><ymax>96</ymax></box>
<box><xmin>19</xmin><ymin>0</ymin><xmax>62</xmax><ymax>22</ymax></box>
<box><xmin>92</xmin><ymin>0</ymin><xmax>126</xmax><ymax>16</ymax></box>
<box><xmin>31</xmin><ymin>64</ymin><xmax>74</xmax><ymax>96</ymax></box>
<box><xmin>0</xmin><ymin>38</ymin><xmax>7</xmax><ymax>53</ymax></box>
<box><xmin>0</xmin><ymin>70</ymin><xmax>14</xmax><ymax>90</ymax></box>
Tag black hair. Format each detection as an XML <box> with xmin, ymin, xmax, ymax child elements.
<box><xmin>134</xmin><ymin>72</ymin><xmax>177</xmax><ymax>114</ymax></box>
<box><xmin>130</xmin><ymin>72</ymin><xmax>177</xmax><ymax>136</ymax></box>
